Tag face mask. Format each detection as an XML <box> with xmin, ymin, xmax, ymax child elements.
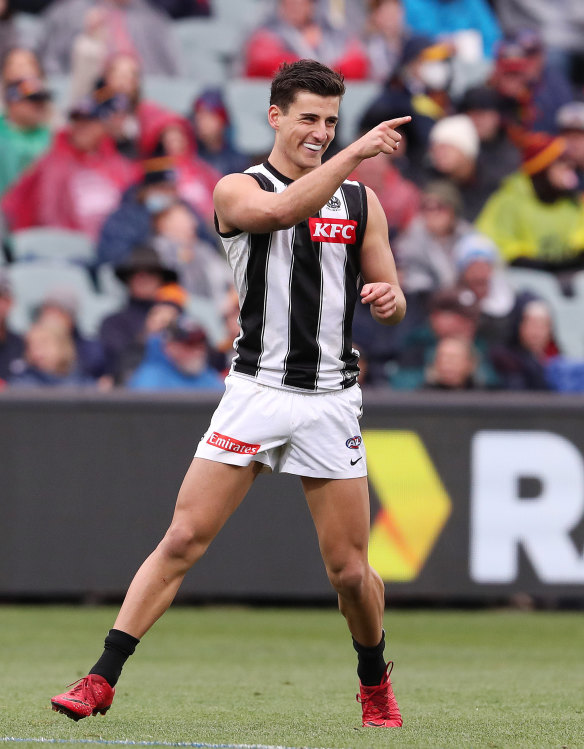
<box><xmin>144</xmin><ymin>192</ymin><xmax>174</xmax><ymax>214</ymax></box>
<box><xmin>419</xmin><ymin>60</ymin><xmax>452</xmax><ymax>92</ymax></box>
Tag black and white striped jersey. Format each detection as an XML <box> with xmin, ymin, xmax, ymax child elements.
<box><xmin>216</xmin><ymin>161</ymin><xmax>368</xmax><ymax>393</ymax></box>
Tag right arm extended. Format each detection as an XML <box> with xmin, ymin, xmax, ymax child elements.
<box><xmin>213</xmin><ymin>116</ymin><xmax>411</xmax><ymax>235</ymax></box>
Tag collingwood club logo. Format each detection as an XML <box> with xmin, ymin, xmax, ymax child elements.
<box><xmin>326</xmin><ymin>196</ymin><xmax>341</xmax><ymax>210</ymax></box>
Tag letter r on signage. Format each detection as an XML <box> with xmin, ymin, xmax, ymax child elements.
<box><xmin>470</xmin><ymin>431</ymin><xmax>584</xmax><ymax>584</ymax></box>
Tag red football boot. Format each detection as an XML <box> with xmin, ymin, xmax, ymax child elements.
<box><xmin>356</xmin><ymin>661</ymin><xmax>403</xmax><ymax>727</ymax></box>
<box><xmin>51</xmin><ymin>675</ymin><xmax>115</xmax><ymax>721</ymax></box>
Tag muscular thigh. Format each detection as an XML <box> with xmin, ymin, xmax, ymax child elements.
<box><xmin>302</xmin><ymin>476</ymin><xmax>371</xmax><ymax>567</ymax></box>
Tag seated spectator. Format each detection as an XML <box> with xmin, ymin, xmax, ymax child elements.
<box><xmin>38</xmin><ymin>0</ymin><xmax>180</xmax><ymax>75</ymax></box>
<box><xmin>389</xmin><ymin>287</ymin><xmax>499</xmax><ymax>390</ymax></box>
<box><xmin>363</xmin><ymin>0</ymin><xmax>411</xmax><ymax>83</ymax></box>
<box><xmin>359</xmin><ymin>35</ymin><xmax>454</xmax><ymax>178</ymax></box>
<box><xmin>454</xmin><ymin>232</ymin><xmax>521</xmax><ymax>347</ymax></box>
<box><xmin>141</xmin><ymin>111</ymin><xmax>221</xmax><ymax>227</ymax></box>
<box><xmin>423</xmin><ymin>336</ymin><xmax>480</xmax><ymax>390</ymax></box>
<box><xmin>556</xmin><ymin>102</ymin><xmax>584</xmax><ymax>191</ymax></box>
<box><xmin>190</xmin><ymin>88</ymin><xmax>250</xmax><ymax>176</ymax></box>
<box><xmin>397</xmin><ymin>180</ymin><xmax>472</xmax><ymax>301</ymax></box>
<box><xmin>458</xmin><ymin>85</ymin><xmax>521</xmax><ymax>191</ymax></box>
<box><xmin>490</xmin><ymin>298</ymin><xmax>559</xmax><ymax>391</ymax></box>
<box><xmin>489</xmin><ymin>30</ymin><xmax>575</xmax><ymax>134</ymax></box>
<box><xmin>0</xmin><ymin>270</ymin><xmax>24</xmax><ymax>386</ymax></box>
<box><xmin>99</xmin><ymin>243</ymin><xmax>178</xmax><ymax>384</ymax></box>
<box><xmin>427</xmin><ymin>114</ymin><xmax>497</xmax><ymax>220</ymax></box>
<box><xmin>402</xmin><ymin>0</ymin><xmax>501</xmax><ymax>59</ymax></box>
<box><xmin>9</xmin><ymin>321</ymin><xmax>95</xmax><ymax>388</ymax></box>
<box><xmin>128</xmin><ymin>318</ymin><xmax>224</xmax><ymax>391</ymax></box>
<box><xmin>476</xmin><ymin>131</ymin><xmax>584</xmax><ymax>274</ymax></box>
<box><xmin>2</xmin><ymin>92</ymin><xmax>137</xmax><ymax>238</ymax></box>
<box><xmin>0</xmin><ymin>78</ymin><xmax>52</xmax><ymax>194</ymax></box>
<box><xmin>152</xmin><ymin>202</ymin><xmax>232</xmax><ymax>308</ymax></box>
<box><xmin>349</xmin><ymin>147</ymin><xmax>420</xmax><ymax>239</ymax></box>
<box><xmin>1</xmin><ymin>47</ymin><xmax>44</xmax><ymax>86</ymax></box>
<box><xmin>96</xmin><ymin>155</ymin><xmax>178</xmax><ymax>267</ymax></box>
<box><xmin>34</xmin><ymin>289</ymin><xmax>107</xmax><ymax>379</ymax></box>
<box><xmin>69</xmin><ymin>7</ymin><xmax>109</xmax><ymax>105</ymax></box>
<box><xmin>241</xmin><ymin>0</ymin><xmax>369</xmax><ymax>79</ymax></box>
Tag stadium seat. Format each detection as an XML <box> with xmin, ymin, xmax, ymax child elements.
<box><xmin>142</xmin><ymin>76</ymin><xmax>204</xmax><ymax>114</ymax></box>
<box><xmin>173</xmin><ymin>19</ymin><xmax>239</xmax><ymax>83</ymax></box>
<box><xmin>224</xmin><ymin>79</ymin><xmax>273</xmax><ymax>156</ymax></box>
<box><xmin>338</xmin><ymin>82</ymin><xmax>382</xmax><ymax>145</ymax></box>
<box><xmin>213</xmin><ymin>0</ymin><xmax>269</xmax><ymax>28</ymax></box>
<box><xmin>13</xmin><ymin>12</ymin><xmax>44</xmax><ymax>50</ymax></box>
<box><xmin>6</xmin><ymin>261</ymin><xmax>121</xmax><ymax>337</ymax></box>
<box><xmin>10</xmin><ymin>227</ymin><xmax>95</xmax><ymax>264</ymax></box>
<box><xmin>185</xmin><ymin>293</ymin><xmax>226</xmax><ymax>346</ymax></box>
<box><xmin>47</xmin><ymin>74</ymin><xmax>73</xmax><ymax>111</ymax></box>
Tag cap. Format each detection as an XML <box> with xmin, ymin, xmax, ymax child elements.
<box><xmin>155</xmin><ymin>282</ymin><xmax>189</xmax><ymax>311</ymax></box>
<box><xmin>556</xmin><ymin>101</ymin><xmax>584</xmax><ymax>132</ymax></box>
<box><xmin>114</xmin><ymin>244</ymin><xmax>178</xmax><ymax>285</ymax></box>
<box><xmin>454</xmin><ymin>233</ymin><xmax>499</xmax><ymax>272</ymax></box>
<box><xmin>495</xmin><ymin>30</ymin><xmax>542</xmax><ymax>73</ymax></box>
<box><xmin>429</xmin><ymin>114</ymin><xmax>480</xmax><ymax>159</ymax></box>
<box><xmin>141</xmin><ymin>155</ymin><xmax>177</xmax><ymax>187</ymax></box>
<box><xmin>193</xmin><ymin>88</ymin><xmax>229</xmax><ymax>125</ymax></box>
<box><xmin>459</xmin><ymin>85</ymin><xmax>503</xmax><ymax>113</ymax></box>
<box><xmin>5</xmin><ymin>78</ymin><xmax>52</xmax><ymax>104</ymax></box>
<box><xmin>69</xmin><ymin>89</ymin><xmax>130</xmax><ymax>121</ymax></box>
<box><xmin>400</xmin><ymin>35</ymin><xmax>452</xmax><ymax>67</ymax></box>
<box><xmin>429</xmin><ymin>288</ymin><xmax>480</xmax><ymax>320</ymax></box>
<box><xmin>521</xmin><ymin>132</ymin><xmax>566</xmax><ymax>175</ymax></box>
<box><xmin>422</xmin><ymin>180</ymin><xmax>463</xmax><ymax>215</ymax></box>
<box><xmin>165</xmin><ymin>318</ymin><xmax>208</xmax><ymax>346</ymax></box>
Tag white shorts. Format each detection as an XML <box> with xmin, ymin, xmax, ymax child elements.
<box><xmin>194</xmin><ymin>374</ymin><xmax>367</xmax><ymax>479</ymax></box>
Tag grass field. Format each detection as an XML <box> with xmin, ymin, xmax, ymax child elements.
<box><xmin>0</xmin><ymin>605</ymin><xmax>583</xmax><ymax>749</ymax></box>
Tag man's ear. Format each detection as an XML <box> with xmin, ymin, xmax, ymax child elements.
<box><xmin>268</xmin><ymin>104</ymin><xmax>281</xmax><ymax>131</ymax></box>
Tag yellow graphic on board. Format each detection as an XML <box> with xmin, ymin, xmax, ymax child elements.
<box><xmin>365</xmin><ymin>430</ymin><xmax>452</xmax><ymax>581</ymax></box>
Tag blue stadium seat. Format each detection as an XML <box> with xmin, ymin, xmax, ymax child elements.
<box><xmin>10</xmin><ymin>227</ymin><xmax>94</xmax><ymax>264</ymax></box>
<box><xmin>142</xmin><ymin>75</ymin><xmax>204</xmax><ymax>114</ymax></box>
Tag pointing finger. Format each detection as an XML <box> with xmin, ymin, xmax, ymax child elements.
<box><xmin>385</xmin><ymin>116</ymin><xmax>412</xmax><ymax>129</ymax></box>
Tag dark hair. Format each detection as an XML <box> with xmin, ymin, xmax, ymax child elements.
<box><xmin>269</xmin><ymin>60</ymin><xmax>345</xmax><ymax>113</ymax></box>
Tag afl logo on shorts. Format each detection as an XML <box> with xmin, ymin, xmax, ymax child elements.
<box><xmin>326</xmin><ymin>196</ymin><xmax>341</xmax><ymax>210</ymax></box>
<box><xmin>346</xmin><ymin>436</ymin><xmax>362</xmax><ymax>449</ymax></box>
<box><xmin>309</xmin><ymin>218</ymin><xmax>357</xmax><ymax>244</ymax></box>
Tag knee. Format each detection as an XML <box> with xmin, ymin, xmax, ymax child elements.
<box><xmin>327</xmin><ymin>557</ymin><xmax>368</xmax><ymax>601</ymax></box>
<box><xmin>158</xmin><ymin>523</ymin><xmax>211</xmax><ymax>568</ymax></box>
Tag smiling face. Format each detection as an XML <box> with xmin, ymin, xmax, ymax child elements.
<box><xmin>268</xmin><ymin>90</ymin><xmax>340</xmax><ymax>179</ymax></box>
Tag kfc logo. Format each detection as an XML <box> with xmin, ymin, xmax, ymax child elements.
<box><xmin>207</xmin><ymin>432</ymin><xmax>260</xmax><ymax>455</ymax></box>
<box><xmin>309</xmin><ymin>218</ymin><xmax>357</xmax><ymax>244</ymax></box>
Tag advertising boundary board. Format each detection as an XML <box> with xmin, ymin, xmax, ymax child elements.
<box><xmin>0</xmin><ymin>391</ymin><xmax>583</xmax><ymax>602</ymax></box>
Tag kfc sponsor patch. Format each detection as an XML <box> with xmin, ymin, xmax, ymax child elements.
<box><xmin>309</xmin><ymin>218</ymin><xmax>357</xmax><ymax>244</ymax></box>
<box><xmin>207</xmin><ymin>431</ymin><xmax>260</xmax><ymax>455</ymax></box>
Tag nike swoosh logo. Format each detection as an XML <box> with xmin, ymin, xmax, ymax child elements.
<box><xmin>350</xmin><ymin>457</ymin><xmax>363</xmax><ymax>466</ymax></box>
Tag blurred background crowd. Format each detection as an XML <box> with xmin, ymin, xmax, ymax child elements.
<box><xmin>1</xmin><ymin>0</ymin><xmax>584</xmax><ymax>393</ymax></box>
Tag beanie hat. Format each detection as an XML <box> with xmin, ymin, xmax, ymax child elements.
<box><xmin>429</xmin><ymin>115</ymin><xmax>479</xmax><ymax>159</ymax></box>
<box><xmin>454</xmin><ymin>233</ymin><xmax>498</xmax><ymax>272</ymax></box>
<box><xmin>521</xmin><ymin>132</ymin><xmax>566</xmax><ymax>176</ymax></box>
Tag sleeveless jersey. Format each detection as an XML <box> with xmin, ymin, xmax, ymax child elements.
<box><xmin>217</xmin><ymin>161</ymin><xmax>368</xmax><ymax>393</ymax></box>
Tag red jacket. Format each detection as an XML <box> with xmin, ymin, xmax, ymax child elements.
<box><xmin>2</xmin><ymin>130</ymin><xmax>138</xmax><ymax>238</ymax></box>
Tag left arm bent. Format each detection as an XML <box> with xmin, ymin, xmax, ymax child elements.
<box><xmin>359</xmin><ymin>186</ymin><xmax>406</xmax><ymax>326</ymax></box>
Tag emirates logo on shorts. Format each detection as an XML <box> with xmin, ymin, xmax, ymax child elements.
<box><xmin>309</xmin><ymin>218</ymin><xmax>357</xmax><ymax>244</ymax></box>
<box><xmin>207</xmin><ymin>431</ymin><xmax>260</xmax><ymax>455</ymax></box>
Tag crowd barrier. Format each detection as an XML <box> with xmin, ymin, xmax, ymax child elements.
<box><xmin>1</xmin><ymin>390</ymin><xmax>583</xmax><ymax>603</ymax></box>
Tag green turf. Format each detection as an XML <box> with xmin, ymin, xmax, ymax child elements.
<box><xmin>0</xmin><ymin>605</ymin><xmax>583</xmax><ymax>749</ymax></box>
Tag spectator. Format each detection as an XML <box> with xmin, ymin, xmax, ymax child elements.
<box><xmin>458</xmin><ymin>84</ymin><xmax>521</xmax><ymax>190</ymax></box>
<box><xmin>423</xmin><ymin>336</ymin><xmax>480</xmax><ymax>390</ymax></box>
<box><xmin>556</xmin><ymin>101</ymin><xmax>584</xmax><ymax>191</ymax></box>
<box><xmin>363</xmin><ymin>0</ymin><xmax>410</xmax><ymax>83</ymax></box>
<box><xmin>99</xmin><ymin>243</ymin><xmax>177</xmax><ymax>383</ymax></box>
<box><xmin>389</xmin><ymin>287</ymin><xmax>499</xmax><ymax>390</ymax></box>
<box><xmin>1</xmin><ymin>47</ymin><xmax>44</xmax><ymax>86</ymax></box>
<box><xmin>0</xmin><ymin>270</ymin><xmax>24</xmax><ymax>386</ymax></box>
<box><xmin>9</xmin><ymin>321</ymin><xmax>95</xmax><ymax>388</ymax></box>
<box><xmin>0</xmin><ymin>78</ymin><xmax>53</xmax><ymax>194</ymax></box>
<box><xmin>490</xmin><ymin>298</ymin><xmax>559</xmax><ymax>390</ymax></box>
<box><xmin>397</xmin><ymin>180</ymin><xmax>472</xmax><ymax>298</ymax></box>
<box><xmin>349</xmin><ymin>149</ymin><xmax>420</xmax><ymax>239</ymax></box>
<box><xmin>190</xmin><ymin>88</ymin><xmax>250</xmax><ymax>176</ymax></box>
<box><xmin>34</xmin><ymin>288</ymin><xmax>107</xmax><ymax>379</ymax></box>
<box><xmin>140</xmin><ymin>111</ymin><xmax>220</xmax><ymax>227</ymax></box>
<box><xmin>359</xmin><ymin>35</ymin><xmax>454</xmax><ymax>178</ymax></box>
<box><xmin>38</xmin><ymin>0</ymin><xmax>180</xmax><ymax>76</ymax></box>
<box><xmin>96</xmin><ymin>155</ymin><xmax>179</xmax><ymax>267</ymax></box>
<box><xmin>402</xmin><ymin>0</ymin><xmax>501</xmax><ymax>59</ymax></box>
<box><xmin>152</xmin><ymin>202</ymin><xmax>232</xmax><ymax>308</ymax></box>
<box><xmin>476</xmin><ymin>131</ymin><xmax>584</xmax><ymax>274</ymax></box>
<box><xmin>128</xmin><ymin>318</ymin><xmax>224</xmax><ymax>391</ymax></box>
<box><xmin>454</xmin><ymin>232</ymin><xmax>522</xmax><ymax>346</ymax></box>
<box><xmin>490</xmin><ymin>30</ymin><xmax>575</xmax><ymax>134</ymax></box>
<box><xmin>2</xmin><ymin>92</ymin><xmax>137</xmax><ymax>238</ymax></box>
<box><xmin>69</xmin><ymin>7</ymin><xmax>109</xmax><ymax>105</ymax></box>
<box><xmin>241</xmin><ymin>0</ymin><xmax>369</xmax><ymax>79</ymax></box>
<box><xmin>426</xmin><ymin>114</ymin><xmax>496</xmax><ymax>220</ymax></box>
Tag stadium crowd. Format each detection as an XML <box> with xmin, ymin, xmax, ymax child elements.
<box><xmin>1</xmin><ymin>0</ymin><xmax>584</xmax><ymax>392</ymax></box>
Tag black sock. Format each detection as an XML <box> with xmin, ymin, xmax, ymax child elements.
<box><xmin>89</xmin><ymin>629</ymin><xmax>140</xmax><ymax>688</ymax></box>
<box><xmin>353</xmin><ymin>631</ymin><xmax>386</xmax><ymax>686</ymax></box>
